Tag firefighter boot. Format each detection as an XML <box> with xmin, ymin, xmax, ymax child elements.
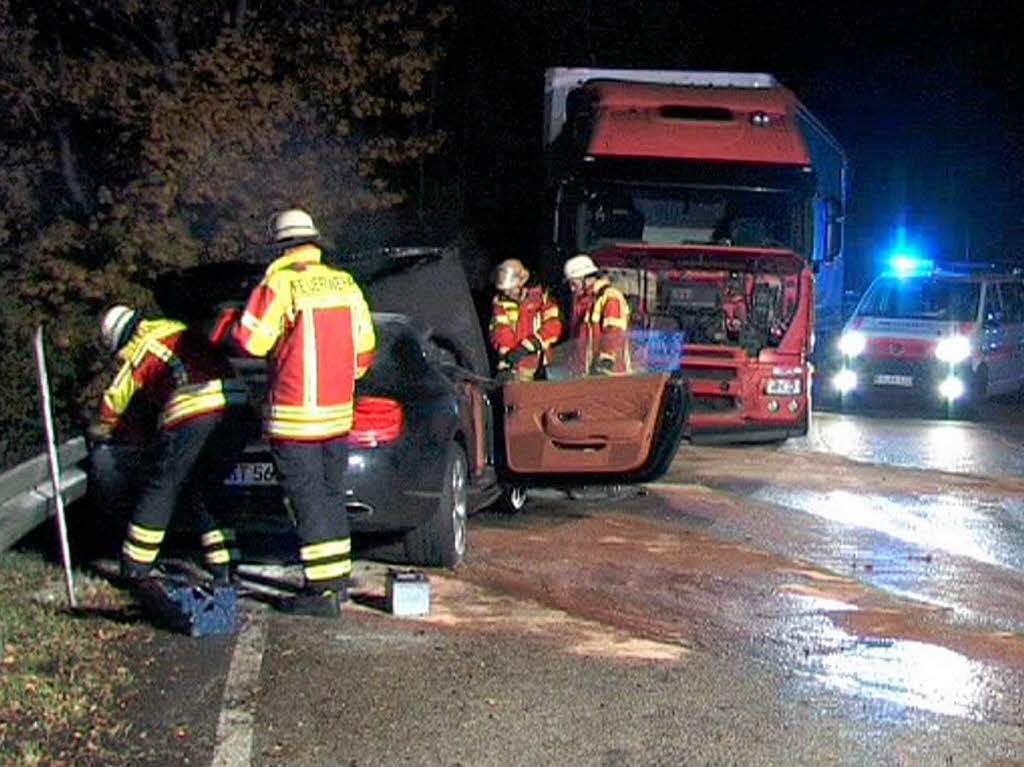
<box><xmin>276</xmin><ymin>586</ymin><xmax>346</xmax><ymax>618</ymax></box>
<box><xmin>208</xmin><ymin>564</ymin><xmax>237</xmax><ymax>588</ymax></box>
<box><xmin>119</xmin><ymin>556</ymin><xmax>154</xmax><ymax>587</ymax></box>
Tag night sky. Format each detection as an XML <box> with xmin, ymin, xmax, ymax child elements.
<box><xmin>447</xmin><ymin>1</ymin><xmax>1020</xmax><ymax>291</ymax></box>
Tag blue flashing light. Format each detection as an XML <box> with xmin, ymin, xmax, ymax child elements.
<box><xmin>886</xmin><ymin>253</ymin><xmax>933</xmax><ymax>278</ymax></box>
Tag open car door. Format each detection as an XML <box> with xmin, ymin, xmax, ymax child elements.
<box><xmin>501</xmin><ymin>367</ymin><xmax>689</xmax><ymax>485</ymax></box>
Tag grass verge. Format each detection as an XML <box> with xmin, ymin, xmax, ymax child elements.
<box><xmin>0</xmin><ymin>550</ymin><xmax>146</xmax><ymax>766</ymax></box>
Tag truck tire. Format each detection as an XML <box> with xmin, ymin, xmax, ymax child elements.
<box><xmin>403</xmin><ymin>443</ymin><xmax>468</xmax><ymax>568</ymax></box>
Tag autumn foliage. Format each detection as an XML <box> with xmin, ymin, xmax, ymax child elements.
<box><xmin>0</xmin><ymin>0</ymin><xmax>452</xmax><ymax>467</ymax></box>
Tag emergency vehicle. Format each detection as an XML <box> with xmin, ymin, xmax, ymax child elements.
<box><xmin>833</xmin><ymin>258</ymin><xmax>1024</xmax><ymax>409</ymax></box>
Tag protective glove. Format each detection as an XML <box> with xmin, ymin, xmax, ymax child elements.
<box><xmin>87</xmin><ymin>421</ymin><xmax>114</xmax><ymax>444</ymax></box>
<box><xmin>505</xmin><ymin>346</ymin><xmax>530</xmax><ymax>366</ymax></box>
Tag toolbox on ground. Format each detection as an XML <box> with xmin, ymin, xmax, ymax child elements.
<box><xmin>134</xmin><ymin>576</ymin><xmax>238</xmax><ymax>636</ymax></box>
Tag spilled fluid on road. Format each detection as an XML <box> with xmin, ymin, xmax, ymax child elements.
<box><xmin>783</xmin><ymin>593</ymin><xmax>989</xmax><ymax>720</ymax></box>
<box><xmin>747</xmin><ymin>486</ymin><xmax>1024</xmax><ymax>573</ymax></box>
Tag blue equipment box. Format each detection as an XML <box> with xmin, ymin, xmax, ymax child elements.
<box><xmin>135</xmin><ymin>577</ymin><xmax>238</xmax><ymax>636</ymax></box>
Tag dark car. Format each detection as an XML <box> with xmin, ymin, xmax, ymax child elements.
<box><xmin>88</xmin><ymin>246</ymin><xmax>689</xmax><ymax>568</ymax></box>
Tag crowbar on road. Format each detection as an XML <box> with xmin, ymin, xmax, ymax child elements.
<box><xmin>33</xmin><ymin>325</ymin><xmax>77</xmax><ymax>609</ymax></box>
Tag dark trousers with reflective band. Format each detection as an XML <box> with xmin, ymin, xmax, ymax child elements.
<box><xmin>121</xmin><ymin>407</ymin><xmax>249</xmax><ymax>577</ymax></box>
<box><xmin>271</xmin><ymin>437</ymin><xmax>351</xmax><ymax>592</ymax></box>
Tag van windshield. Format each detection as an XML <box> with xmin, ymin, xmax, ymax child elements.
<box><xmin>857</xmin><ymin>276</ymin><xmax>980</xmax><ymax>322</ymax></box>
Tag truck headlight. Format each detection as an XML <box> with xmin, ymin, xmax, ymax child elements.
<box><xmin>765</xmin><ymin>378</ymin><xmax>802</xmax><ymax>395</ymax></box>
<box><xmin>838</xmin><ymin>330</ymin><xmax>867</xmax><ymax>358</ymax></box>
<box><xmin>935</xmin><ymin>335</ymin><xmax>971</xmax><ymax>363</ymax></box>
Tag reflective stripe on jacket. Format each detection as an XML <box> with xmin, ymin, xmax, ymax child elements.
<box><xmin>100</xmin><ymin>319</ymin><xmax>248</xmax><ymax>431</ymax></box>
<box><xmin>231</xmin><ymin>244</ymin><xmax>376</xmax><ymax>441</ymax></box>
<box><xmin>488</xmin><ymin>285</ymin><xmax>562</xmax><ymax>364</ymax></box>
<box><xmin>570</xmin><ymin>278</ymin><xmax>631</xmax><ymax>374</ymax></box>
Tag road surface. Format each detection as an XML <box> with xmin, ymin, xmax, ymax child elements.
<box><xmin>113</xmin><ymin>407</ymin><xmax>1024</xmax><ymax>766</ymax></box>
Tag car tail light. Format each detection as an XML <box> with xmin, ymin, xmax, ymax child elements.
<box><xmin>346</xmin><ymin>397</ymin><xmax>403</xmax><ymax>447</ymax></box>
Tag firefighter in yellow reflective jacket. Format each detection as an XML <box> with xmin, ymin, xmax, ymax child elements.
<box><xmin>564</xmin><ymin>254</ymin><xmax>631</xmax><ymax>375</ymax></box>
<box><xmin>95</xmin><ymin>306</ymin><xmax>250</xmax><ymax>585</ymax></box>
<box><xmin>231</xmin><ymin>208</ymin><xmax>375</xmax><ymax>618</ymax></box>
<box><xmin>488</xmin><ymin>259</ymin><xmax>562</xmax><ymax>381</ymax></box>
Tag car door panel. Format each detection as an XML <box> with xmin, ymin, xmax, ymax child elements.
<box><xmin>998</xmin><ymin>281</ymin><xmax>1024</xmax><ymax>393</ymax></box>
<box><xmin>501</xmin><ymin>373</ymin><xmax>688</xmax><ymax>482</ymax></box>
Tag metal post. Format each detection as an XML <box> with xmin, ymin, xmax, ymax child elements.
<box><xmin>33</xmin><ymin>326</ymin><xmax>77</xmax><ymax>609</ymax></box>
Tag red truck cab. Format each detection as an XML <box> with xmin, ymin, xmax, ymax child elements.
<box><xmin>543</xmin><ymin>68</ymin><xmax>847</xmax><ymax>443</ymax></box>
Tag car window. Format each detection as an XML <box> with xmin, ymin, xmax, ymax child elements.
<box><xmin>543</xmin><ymin>331</ymin><xmax>684</xmax><ymax>381</ymax></box>
<box><xmin>857</xmin><ymin>276</ymin><xmax>980</xmax><ymax>322</ymax></box>
<box><xmin>998</xmin><ymin>281</ymin><xmax>1024</xmax><ymax>324</ymax></box>
<box><xmin>983</xmin><ymin>282</ymin><xmax>1003</xmax><ymax>325</ymax></box>
<box><xmin>358</xmin><ymin>321</ymin><xmax>430</xmax><ymax>394</ymax></box>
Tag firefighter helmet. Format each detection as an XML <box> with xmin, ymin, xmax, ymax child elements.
<box><xmin>100</xmin><ymin>305</ymin><xmax>138</xmax><ymax>352</ymax></box>
<box><xmin>271</xmin><ymin>208</ymin><xmax>320</xmax><ymax>245</ymax></box>
<box><xmin>563</xmin><ymin>254</ymin><xmax>599</xmax><ymax>281</ymax></box>
<box><xmin>494</xmin><ymin>259</ymin><xmax>530</xmax><ymax>292</ymax></box>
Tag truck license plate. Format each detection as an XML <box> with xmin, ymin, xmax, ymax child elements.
<box><xmin>224</xmin><ymin>461</ymin><xmax>278</xmax><ymax>486</ymax></box>
<box><xmin>873</xmin><ymin>374</ymin><xmax>913</xmax><ymax>387</ymax></box>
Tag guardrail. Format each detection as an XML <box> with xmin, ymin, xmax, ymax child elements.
<box><xmin>0</xmin><ymin>436</ymin><xmax>89</xmax><ymax>553</ymax></box>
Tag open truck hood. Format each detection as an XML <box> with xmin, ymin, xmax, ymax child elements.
<box><xmin>589</xmin><ymin>241</ymin><xmax>811</xmax><ymax>360</ymax></box>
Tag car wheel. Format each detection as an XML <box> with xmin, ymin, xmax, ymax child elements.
<box><xmin>949</xmin><ymin>366</ymin><xmax>986</xmax><ymax>419</ymax></box>
<box><xmin>971</xmin><ymin>366</ymin><xmax>988</xmax><ymax>403</ymax></box>
<box><xmin>404</xmin><ymin>442</ymin><xmax>468</xmax><ymax>568</ymax></box>
<box><xmin>500</xmin><ymin>484</ymin><xmax>528</xmax><ymax>514</ymax></box>
<box><xmin>961</xmin><ymin>366</ymin><xmax>988</xmax><ymax>418</ymax></box>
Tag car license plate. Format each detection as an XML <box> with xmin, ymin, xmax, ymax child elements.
<box><xmin>873</xmin><ymin>374</ymin><xmax>913</xmax><ymax>387</ymax></box>
<box><xmin>224</xmin><ymin>461</ymin><xmax>278</xmax><ymax>486</ymax></box>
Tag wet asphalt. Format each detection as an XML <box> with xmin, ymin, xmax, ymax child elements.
<box><xmin>123</xmin><ymin>402</ymin><xmax>1024</xmax><ymax>766</ymax></box>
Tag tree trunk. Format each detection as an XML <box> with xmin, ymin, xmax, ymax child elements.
<box><xmin>233</xmin><ymin>0</ymin><xmax>248</xmax><ymax>32</ymax></box>
<box><xmin>55</xmin><ymin>119</ymin><xmax>92</xmax><ymax>216</ymax></box>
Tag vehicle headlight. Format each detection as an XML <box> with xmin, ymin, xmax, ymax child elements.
<box><xmin>838</xmin><ymin>330</ymin><xmax>867</xmax><ymax>358</ymax></box>
<box><xmin>832</xmin><ymin>368</ymin><xmax>857</xmax><ymax>393</ymax></box>
<box><xmin>935</xmin><ymin>335</ymin><xmax>971</xmax><ymax>363</ymax></box>
<box><xmin>938</xmin><ymin>376</ymin><xmax>965</xmax><ymax>400</ymax></box>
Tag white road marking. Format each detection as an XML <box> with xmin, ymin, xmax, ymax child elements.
<box><xmin>211</xmin><ymin>611</ymin><xmax>267</xmax><ymax>767</ymax></box>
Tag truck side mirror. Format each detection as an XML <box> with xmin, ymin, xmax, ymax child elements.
<box><xmin>824</xmin><ymin>197</ymin><xmax>844</xmax><ymax>264</ymax></box>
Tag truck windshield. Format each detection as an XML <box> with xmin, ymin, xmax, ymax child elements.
<box><xmin>574</xmin><ymin>183</ymin><xmax>807</xmax><ymax>254</ymax></box>
<box><xmin>857</xmin><ymin>276</ymin><xmax>980</xmax><ymax>322</ymax></box>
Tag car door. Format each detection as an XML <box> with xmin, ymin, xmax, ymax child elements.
<box><xmin>980</xmin><ymin>283</ymin><xmax>1008</xmax><ymax>393</ymax></box>
<box><xmin>499</xmin><ymin>372</ymin><xmax>689</xmax><ymax>484</ymax></box>
<box><xmin>997</xmin><ymin>280</ymin><xmax>1024</xmax><ymax>393</ymax></box>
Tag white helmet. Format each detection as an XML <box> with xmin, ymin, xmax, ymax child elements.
<box><xmin>563</xmin><ymin>254</ymin><xmax>599</xmax><ymax>281</ymax></box>
<box><xmin>271</xmin><ymin>208</ymin><xmax>320</xmax><ymax>245</ymax></box>
<box><xmin>494</xmin><ymin>258</ymin><xmax>529</xmax><ymax>292</ymax></box>
<box><xmin>100</xmin><ymin>305</ymin><xmax>137</xmax><ymax>352</ymax></box>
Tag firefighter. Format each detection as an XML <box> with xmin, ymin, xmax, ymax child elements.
<box><xmin>563</xmin><ymin>254</ymin><xmax>631</xmax><ymax>375</ymax></box>
<box><xmin>95</xmin><ymin>305</ymin><xmax>250</xmax><ymax>586</ymax></box>
<box><xmin>231</xmin><ymin>208</ymin><xmax>375</xmax><ymax>618</ymax></box>
<box><xmin>488</xmin><ymin>258</ymin><xmax>562</xmax><ymax>381</ymax></box>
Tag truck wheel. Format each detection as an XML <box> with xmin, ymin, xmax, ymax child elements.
<box><xmin>404</xmin><ymin>443</ymin><xmax>468</xmax><ymax>568</ymax></box>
